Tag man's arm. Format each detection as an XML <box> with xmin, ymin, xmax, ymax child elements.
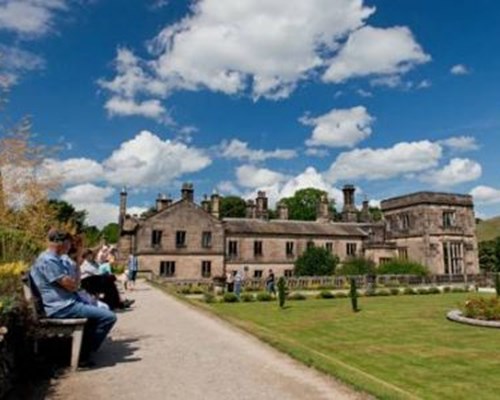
<box><xmin>57</xmin><ymin>275</ymin><xmax>79</xmax><ymax>292</ymax></box>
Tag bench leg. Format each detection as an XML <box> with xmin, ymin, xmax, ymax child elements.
<box><xmin>70</xmin><ymin>326</ymin><xmax>84</xmax><ymax>371</ymax></box>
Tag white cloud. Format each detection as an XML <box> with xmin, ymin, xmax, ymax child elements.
<box><xmin>305</xmin><ymin>148</ymin><xmax>329</xmax><ymax>158</ymax></box>
<box><xmin>216</xmin><ymin>180</ymin><xmax>242</xmax><ymax>196</ymax></box>
<box><xmin>0</xmin><ymin>0</ymin><xmax>67</xmax><ymax>36</ymax></box>
<box><xmin>104</xmin><ymin>97</ymin><xmax>169</xmax><ymax>121</ymax></box>
<box><xmin>326</xmin><ymin>140</ymin><xmax>442</xmax><ymax>182</ymax></box>
<box><xmin>40</xmin><ymin>158</ymin><xmax>104</xmax><ymax>185</ymax></box>
<box><xmin>450</xmin><ymin>64</ymin><xmax>469</xmax><ymax>75</ymax></box>
<box><xmin>0</xmin><ymin>45</ymin><xmax>45</xmax><ymax>88</ymax></box>
<box><xmin>420</xmin><ymin>158</ymin><xmax>482</xmax><ymax>187</ymax></box>
<box><xmin>470</xmin><ymin>185</ymin><xmax>500</xmax><ymax>204</ymax></box>
<box><xmin>103</xmin><ymin>130</ymin><xmax>212</xmax><ymax>188</ymax></box>
<box><xmin>236</xmin><ymin>165</ymin><xmax>287</xmax><ymax>189</ymax></box>
<box><xmin>357</xmin><ymin>88</ymin><xmax>373</xmax><ymax>97</ymax></box>
<box><xmin>219</xmin><ymin>139</ymin><xmax>296</xmax><ymax>162</ymax></box>
<box><xmin>417</xmin><ymin>79</ymin><xmax>431</xmax><ymax>89</ymax></box>
<box><xmin>61</xmin><ymin>183</ymin><xmax>115</xmax><ymax>204</ymax></box>
<box><xmin>323</xmin><ymin>26</ymin><xmax>430</xmax><ymax>83</ymax></box>
<box><xmin>439</xmin><ymin>136</ymin><xmax>479</xmax><ymax>152</ymax></box>
<box><xmin>303</xmin><ymin>106</ymin><xmax>374</xmax><ymax>148</ymax></box>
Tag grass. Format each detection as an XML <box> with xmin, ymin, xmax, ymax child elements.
<box><xmin>477</xmin><ymin>216</ymin><xmax>500</xmax><ymax>242</ymax></box>
<box><xmin>203</xmin><ymin>294</ymin><xmax>500</xmax><ymax>400</ymax></box>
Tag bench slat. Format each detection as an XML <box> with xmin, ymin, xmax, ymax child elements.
<box><xmin>39</xmin><ymin>318</ymin><xmax>87</xmax><ymax>326</ymax></box>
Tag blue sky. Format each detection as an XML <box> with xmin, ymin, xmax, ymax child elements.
<box><xmin>1</xmin><ymin>0</ymin><xmax>499</xmax><ymax>227</ymax></box>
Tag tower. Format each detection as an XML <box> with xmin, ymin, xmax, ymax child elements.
<box><xmin>342</xmin><ymin>184</ymin><xmax>358</xmax><ymax>222</ymax></box>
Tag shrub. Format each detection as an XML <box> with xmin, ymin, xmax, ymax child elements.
<box><xmin>377</xmin><ymin>260</ymin><xmax>430</xmax><ymax>276</ymax></box>
<box><xmin>451</xmin><ymin>287</ymin><xmax>466</xmax><ymax>293</ymax></box>
<box><xmin>442</xmin><ymin>286</ymin><xmax>451</xmax><ymax>293</ymax></box>
<box><xmin>463</xmin><ymin>297</ymin><xmax>500</xmax><ymax>321</ymax></box>
<box><xmin>364</xmin><ymin>287</ymin><xmax>376</xmax><ymax>297</ymax></box>
<box><xmin>288</xmin><ymin>292</ymin><xmax>307</xmax><ymax>301</ymax></box>
<box><xmin>0</xmin><ymin>262</ymin><xmax>27</xmax><ymax>300</ymax></box>
<box><xmin>318</xmin><ymin>290</ymin><xmax>335</xmax><ymax>299</ymax></box>
<box><xmin>417</xmin><ymin>288</ymin><xmax>429</xmax><ymax>295</ymax></box>
<box><xmin>178</xmin><ymin>287</ymin><xmax>191</xmax><ymax>295</ymax></box>
<box><xmin>203</xmin><ymin>293</ymin><xmax>216</xmax><ymax>303</ymax></box>
<box><xmin>390</xmin><ymin>288</ymin><xmax>400</xmax><ymax>296</ymax></box>
<box><xmin>376</xmin><ymin>289</ymin><xmax>391</xmax><ymax>296</ymax></box>
<box><xmin>277</xmin><ymin>277</ymin><xmax>287</xmax><ymax>308</ymax></box>
<box><xmin>385</xmin><ymin>279</ymin><xmax>401</xmax><ymax>288</ymax></box>
<box><xmin>403</xmin><ymin>287</ymin><xmax>417</xmax><ymax>295</ymax></box>
<box><xmin>191</xmin><ymin>287</ymin><xmax>204</xmax><ymax>295</ymax></box>
<box><xmin>496</xmin><ymin>273</ymin><xmax>500</xmax><ymax>298</ymax></box>
<box><xmin>111</xmin><ymin>264</ymin><xmax>125</xmax><ymax>275</ymax></box>
<box><xmin>335</xmin><ymin>292</ymin><xmax>348</xmax><ymax>298</ymax></box>
<box><xmin>223</xmin><ymin>293</ymin><xmax>239</xmax><ymax>303</ymax></box>
<box><xmin>294</xmin><ymin>247</ymin><xmax>339</xmax><ymax>276</ymax></box>
<box><xmin>428</xmin><ymin>286</ymin><xmax>441</xmax><ymax>294</ymax></box>
<box><xmin>256</xmin><ymin>292</ymin><xmax>273</xmax><ymax>302</ymax></box>
<box><xmin>241</xmin><ymin>293</ymin><xmax>255</xmax><ymax>302</ymax></box>
<box><xmin>350</xmin><ymin>278</ymin><xmax>359</xmax><ymax>312</ymax></box>
<box><xmin>337</xmin><ymin>257</ymin><xmax>376</xmax><ymax>276</ymax></box>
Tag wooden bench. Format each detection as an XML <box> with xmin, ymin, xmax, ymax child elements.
<box><xmin>22</xmin><ymin>276</ymin><xmax>87</xmax><ymax>371</ymax></box>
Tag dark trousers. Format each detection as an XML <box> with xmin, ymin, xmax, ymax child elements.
<box><xmin>81</xmin><ymin>275</ymin><xmax>122</xmax><ymax>310</ymax></box>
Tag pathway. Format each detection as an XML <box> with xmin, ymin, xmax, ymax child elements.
<box><xmin>48</xmin><ymin>281</ymin><xmax>366</xmax><ymax>400</ymax></box>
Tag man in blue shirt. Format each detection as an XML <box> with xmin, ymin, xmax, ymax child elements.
<box><xmin>30</xmin><ymin>229</ymin><xmax>117</xmax><ymax>366</ymax></box>
<box><xmin>127</xmin><ymin>253</ymin><xmax>139</xmax><ymax>291</ymax></box>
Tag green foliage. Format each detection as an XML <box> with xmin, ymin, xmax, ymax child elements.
<box><xmin>223</xmin><ymin>292</ymin><xmax>239</xmax><ymax>303</ymax></box>
<box><xmin>111</xmin><ymin>264</ymin><xmax>125</xmax><ymax>275</ymax></box>
<box><xmin>428</xmin><ymin>287</ymin><xmax>441</xmax><ymax>294</ymax></box>
<box><xmin>101</xmin><ymin>223</ymin><xmax>119</xmax><ymax>244</ymax></box>
<box><xmin>417</xmin><ymin>288</ymin><xmax>430</xmax><ymax>295</ymax></box>
<box><xmin>277</xmin><ymin>276</ymin><xmax>287</xmax><ymax>308</ymax></box>
<box><xmin>337</xmin><ymin>256</ymin><xmax>376</xmax><ymax>276</ymax></box>
<box><xmin>288</xmin><ymin>292</ymin><xmax>307</xmax><ymax>301</ymax></box>
<box><xmin>496</xmin><ymin>274</ymin><xmax>500</xmax><ymax>298</ymax></box>
<box><xmin>403</xmin><ymin>287</ymin><xmax>416</xmax><ymax>295</ymax></box>
<box><xmin>368</xmin><ymin>207</ymin><xmax>383</xmax><ymax>222</ymax></box>
<box><xmin>280</xmin><ymin>188</ymin><xmax>337</xmax><ymax>221</ymax></box>
<box><xmin>241</xmin><ymin>293</ymin><xmax>255</xmax><ymax>302</ymax></box>
<box><xmin>203</xmin><ymin>292</ymin><xmax>216</xmax><ymax>303</ymax></box>
<box><xmin>294</xmin><ymin>246</ymin><xmax>339</xmax><ymax>276</ymax></box>
<box><xmin>318</xmin><ymin>290</ymin><xmax>335</xmax><ymax>299</ymax></box>
<box><xmin>48</xmin><ymin>199</ymin><xmax>87</xmax><ymax>232</ymax></box>
<box><xmin>463</xmin><ymin>296</ymin><xmax>500</xmax><ymax>321</ymax></box>
<box><xmin>476</xmin><ymin>216</ymin><xmax>500</xmax><ymax>242</ymax></box>
<box><xmin>377</xmin><ymin>259</ymin><xmax>429</xmax><ymax>276</ymax></box>
<box><xmin>256</xmin><ymin>292</ymin><xmax>273</xmax><ymax>302</ymax></box>
<box><xmin>389</xmin><ymin>288</ymin><xmax>400</xmax><ymax>296</ymax></box>
<box><xmin>335</xmin><ymin>292</ymin><xmax>348</xmax><ymax>298</ymax></box>
<box><xmin>349</xmin><ymin>278</ymin><xmax>359</xmax><ymax>312</ymax></box>
<box><xmin>442</xmin><ymin>286</ymin><xmax>451</xmax><ymax>293</ymax></box>
<box><xmin>478</xmin><ymin>239</ymin><xmax>500</xmax><ymax>272</ymax></box>
<box><xmin>451</xmin><ymin>287</ymin><xmax>466</xmax><ymax>293</ymax></box>
<box><xmin>220</xmin><ymin>196</ymin><xmax>247</xmax><ymax>218</ymax></box>
<box><xmin>376</xmin><ymin>289</ymin><xmax>391</xmax><ymax>296</ymax></box>
<box><xmin>0</xmin><ymin>227</ymin><xmax>42</xmax><ymax>263</ymax></box>
<box><xmin>82</xmin><ymin>225</ymin><xmax>101</xmax><ymax>247</ymax></box>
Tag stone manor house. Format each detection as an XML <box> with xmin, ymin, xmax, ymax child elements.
<box><xmin>117</xmin><ymin>183</ymin><xmax>479</xmax><ymax>280</ymax></box>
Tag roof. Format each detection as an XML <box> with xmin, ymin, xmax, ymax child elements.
<box><xmin>223</xmin><ymin>218</ymin><xmax>368</xmax><ymax>237</ymax></box>
<box><xmin>381</xmin><ymin>191</ymin><xmax>473</xmax><ymax>211</ymax></box>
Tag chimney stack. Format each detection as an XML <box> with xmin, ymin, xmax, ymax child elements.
<box><xmin>246</xmin><ymin>199</ymin><xmax>256</xmax><ymax>219</ymax></box>
<box><xmin>255</xmin><ymin>191</ymin><xmax>268</xmax><ymax>220</ymax></box>
<box><xmin>181</xmin><ymin>183</ymin><xmax>194</xmax><ymax>202</ymax></box>
<box><xmin>341</xmin><ymin>184</ymin><xmax>358</xmax><ymax>222</ymax></box>
<box><xmin>156</xmin><ymin>194</ymin><xmax>172</xmax><ymax>212</ymax></box>
<box><xmin>360</xmin><ymin>197</ymin><xmax>371</xmax><ymax>223</ymax></box>
<box><xmin>119</xmin><ymin>187</ymin><xmax>128</xmax><ymax>231</ymax></box>
<box><xmin>277</xmin><ymin>202</ymin><xmax>289</xmax><ymax>220</ymax></box>
<box><xmin>211</xmin><ymin>191</ymin><xmax>220</xmax><ymax>219</ymax></box>
<box><xmin>201</xmin><ymin>194</ymin><xmax>211</xmax><ymax>213</ymax></box>
<box><xmin>316</xmin><ymin>193</ymin><xmax>330</xmax><ymax>223</ymax></box>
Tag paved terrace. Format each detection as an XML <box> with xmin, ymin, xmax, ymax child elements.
<box><xmin>48</xmin><ymin>281</ymin><xmax>365</xmax><ymax>400</ymax></box>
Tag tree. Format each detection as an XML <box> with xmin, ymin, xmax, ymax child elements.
<box><xmin>220</xmin><ymin>196</ymin><xmax>247</xmax><ymax>218</ymax></box>
<box><xmin>82</xmin><ymin>225</ymin><xmax>101</xmax><ymax>247</ymax></box>
<box><xmin>368</xmin><ymin>207</ymin><xmax>383</xmax><ymax>222</ymax></box>
<box><xmin>49</xmin><ymin>199</ymin><xmax>87</xmax><ymax>232</ymax></box>
<box><xmin>337</xmin><ymin>256</ymin><xmax>376</xmax><ymax>275</ymax></box>
<box><xmin>101</xmin><ymin>223</ymin><xmax>119</xmax><ymax>244</ymax></box>
<box><xmin>280</xmin><ymin>188</ymin><xmax>337</xmax><ymax>221</ymax></box>
<box><xmin>294</xmin><ymin>246</ymin><xmax>339</xmax><ymax>276</ymax></box>
<box><xmin>478</xmin><ymin>238</ymin><xmax>500</xmax><ymax>272</ymax></box>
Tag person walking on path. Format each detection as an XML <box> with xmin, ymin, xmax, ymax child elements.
<box><xmin>127</xmin><ymin>253</ymin><xmax>139</xmax><ymax>291</ymax></box>
<box><xmin>234</xmin><ymin>270</ymin><xmax>243</xmax><ymax>299</ymax></box>
<box><xmin>30</xmin><ymin>229</ymin><xmax>117</xmax><ymax>367</ymax></box>
<box><xmin>265</xmin><ymin>269</ymin><xmax>276</xmax><ymax>296</ymax></box>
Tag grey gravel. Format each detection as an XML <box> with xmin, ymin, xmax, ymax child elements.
<box><xmin>49</xmin><ymin>280</ymin><xmax>366</xmax><ymax>400</ymax></box>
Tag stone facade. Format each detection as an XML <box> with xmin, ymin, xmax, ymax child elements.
<box><xmin>118</xmin><ymin>185</ymin><xmax>479</xmax><ymax>279</ymax></box>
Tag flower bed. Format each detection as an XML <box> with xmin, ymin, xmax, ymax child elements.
<box><xmin>447</xmin><ymin>296</ymin><xmax>500</xmax><ymax>328</ymax></box>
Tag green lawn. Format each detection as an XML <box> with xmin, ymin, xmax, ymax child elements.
<box><xmin>205</xmin><ymin>294</ymin><xmax>500</xmax><ymax>400</ymax></box>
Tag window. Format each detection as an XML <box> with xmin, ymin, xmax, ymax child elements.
<box><xmin>201</xmin><ymin>261</ymin><xmax>211</xmax><ymax>278</ymax></box>
<box><xmin>443</xmin><ymin>211</ymin><xmax>456</xmax><ymax>228</ymax></box>
<box><xmin>201</xmin><ymin>231</ymin><xmax>212</xmax><ymax>248</ymax></box>
<box><xmin>346</xmin><ymin>243</ymin><xmax>357</xmax><ymax>257</ymax></box>
<box><xmin>443</xmin><ymin>242</ymin><xmax>463</xmax><ymax>274</ymax></box>
<box><xmin>160</xmin><ymin>261</ymin><xmax>175</xmax><ymax>277</ymax></box>
<box><xmin>400</xmin><ymin>213</ymin><xmax>410</xmax><ymax>230</ymax></box>
<box><xmin>398</xmin><ymin>247</ymin><xmax>408</xmax><ymax>260</ymax></box>
<box><xmin>254</xmin><ymin>240</ymin><xmax>263</xmax><ymax>257</ymax></box>
<box><xmin>284</xmin><ymin>269</ymin><xmax>294</xmax><ymax>278</ymax></box>
<box><xmin>286</xmin><ymin>241</ymin><xmax>294</xmax><ymax>257</ymax></box>
<box><xmin>325</xmin><ymin>242</ymin><xmax>333</xmax><ymax>253</ymax></box>
<box><xmin>151</xmin><ymin>230</ymin><xmax>163</xmax><ymax>247</ymax></box>
<box><xmin>307</xmin><ymin>241</ymin><xmax>315</xmax><ymax>249</ymax></box>
<box><xmin>228</xmin><ymin>240</ymin><xmax>238</xmax><ymax>257</ymax></box>
<box><xmin>254</xmin><ymin>270</ymin><xmax>263</xmax><ymax>278</ymax></box>
<box><xmin>379</xmin><ymin>257</ymin><xmax>392</xmax><ymax>265</ymax></box>
<box><xmin>176</xmin><ymin>231</ymin><xmax>186</xmax><ymax>248</ymax></box>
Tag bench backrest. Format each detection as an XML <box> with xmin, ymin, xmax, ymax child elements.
<box><xmin>22</xmin><ymin>274</ymin><xmax>46</xmax><ymax>321</ymax></box>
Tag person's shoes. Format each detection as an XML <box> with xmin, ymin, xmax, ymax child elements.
<box><xmin>120</xmin><ymin>299</ymin><xmax>135</xmax><ymax>309</ymax></box>
<box><xmin>78</xmin><ymin>358</ymin><xmax>96</xmax><ymax>369</ymax></box>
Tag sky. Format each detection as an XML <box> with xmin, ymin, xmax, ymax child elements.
<box><xmin>1</xmin><ymin>0</ymin><xmax>499</xmax><ymax>228</ymax></box>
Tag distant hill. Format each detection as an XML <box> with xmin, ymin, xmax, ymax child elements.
<box><xmin>477</xmin><ymin>216</ymin><xmax>500</xmax><ymax>242</ymax></box>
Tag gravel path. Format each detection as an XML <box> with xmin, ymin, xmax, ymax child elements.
<box><xmin>49</xmin><ymin>281</ymin><xmax>365</xmax><ymax>400</ymax></box>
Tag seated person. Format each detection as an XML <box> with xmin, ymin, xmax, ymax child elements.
<box><xmin>30</xmin><ymin>229</ymin><xmax>117</xmax><ymax>366</ymax></box>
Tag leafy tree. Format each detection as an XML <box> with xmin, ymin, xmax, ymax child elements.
<box><xmin>294</xmin><ymin>246</ymin><xmax>339</xmax><ymax>276</ymax></box>
<box><xmin>82</xmin><ymin>225</ymin><xmax>101</xmax><ymax>247</ymax></box>
<box><xmin>337</xmin><ymin>256</ymin><xmax>376</xmax><ymax>275</ymax></box>
<box><xmin>280</xmin><ymin>188</ymin><xmax>337</xmax><ymax>221</ymax></box>
<box><xmin>49</xmin><ymin>199</ymin><xmax>87</xmax><ymax>232</ymax></box>
<box><xmin>479</xmin><ymin>238</ymin><xmax>500</xmax><ymax>272</ymax></box>
<box><xmin>101</xmin><ymin>223</ymin><xmax>119</xmax><ymax>244</ymax></box>
<box><xmin>141</xmin><ymin>206</ymin><xmax>157</xmax><ymax>219</ymax></box>
<box><xmin>368</xmin><ymin>207</ymin><xmax>383</xmax><ymax>222</ymax></box>
<box><xmin>220</xmin><ymin>196</ymin><xmax>247</xmax><ymax>218</ymax></box>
